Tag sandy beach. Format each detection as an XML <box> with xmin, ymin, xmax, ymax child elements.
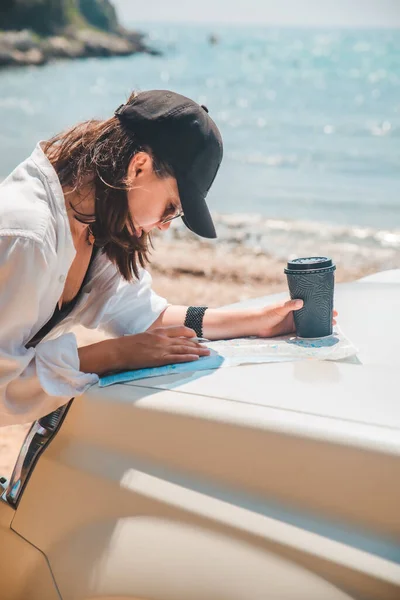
<box><xmin>1</xmin><ymin>224</ymin><xmax>399</xmax><ymax>482</ymax></box>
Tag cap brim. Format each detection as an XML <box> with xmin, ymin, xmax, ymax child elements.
<box><xmin>178</xmin><ymin>181</ymin><xmax>217</xmax><ymax>239</ymax></box>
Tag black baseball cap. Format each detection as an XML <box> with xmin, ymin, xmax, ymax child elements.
<box><xmin>114</xmin><ymin>90</ymin><xmax>223</xmax><ymax>239</ymax></box>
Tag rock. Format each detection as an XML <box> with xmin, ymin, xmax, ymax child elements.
<box><xmin>0</xmin><ymin>49</ymin><xmax>45</xmax><ymax>67</ymax></box>
<box><xmin>0</xmin><ymin>25</ymin><xmax>161</xmax><ymax>69</ymax></box>
<box><xmin>17</xmin><ymin>47</ymin><xmax>46</xmax><ymax>65</ymax></box>
<box><xmin>0</xmin><ymin>29</ymin><xmax>38</xmax><ymax>52</ymax></box>
<box><xmin>0</xmin><ymin>50</ymin><xmax>17</xmax><ymax>67</ymax></box>
<box><xmin>42</xmin><ymin>36</ymin><xmax>85</xmax><ymax>59</ymax></box>
<box><xmin>121</xmin><ymin>28</ymin><xmax>162</xmax><ymax>56</ymax></box>
<box><xmin>0</xmin><ymin>31</ymin><xmax>46</xmax><ymax>67</ymax></box>
<box><xmin>72</xmin><ymin>29</ymin><xmax>138</xmax><ymax>57</ymax></box>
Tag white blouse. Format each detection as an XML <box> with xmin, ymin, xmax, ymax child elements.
<box><xmin>0</xmin><ymin>143</ymin><xmax>168</xmax><ymax>426</ymax></box>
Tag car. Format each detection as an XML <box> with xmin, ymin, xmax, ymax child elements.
<box><xmin>1</xmin><ymin>270</ymin><xmax>399</xmax><ymax>600</ymax></box>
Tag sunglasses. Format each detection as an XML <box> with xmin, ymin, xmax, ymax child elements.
<box><xmin>160</xmin><ymin>206</ymin><xmax>184</xmax><ymax>226</ymax></box>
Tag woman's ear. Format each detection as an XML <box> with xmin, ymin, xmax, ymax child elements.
<box><xmin>127</xmin><ymin>151</ymin><xmax>152</xmax><ymax>184</ymax></box>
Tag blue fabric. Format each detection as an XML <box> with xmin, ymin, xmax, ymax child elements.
<box><xmin>99</xmin><ymin>354</ymin><xmax>225</xmax><ymax>387</ymax></box>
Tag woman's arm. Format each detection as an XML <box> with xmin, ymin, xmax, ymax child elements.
<box><xmin>76</xmin><ymin>256</ymin><xmax>302</xmax><ymax>341</ymax></box>
<box><xmin>77</xmin><ymin>299</ymin><xmax>304</xmax><ymax>376</ymax></box>
<box><xmin>75</xmin><ymin>262</ymin><xmax>336</xmax><ymax>375</ymax></box>
<box><xmin>0</xmin><ymin>236</ymin><xmax>97</xmax><ymax>426</ymax></box>
<box><xmin>148</xmin><ymin>300</ymin><xmax>308</xmax><ymax>340</ymax></box>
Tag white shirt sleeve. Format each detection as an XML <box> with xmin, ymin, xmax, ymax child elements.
<box><xmin>0</xmin><ymin>236</ymin><xmax>98</xmax><ymax>426</ymax></box>
<box><xmin>76</xmin><ymin>251</ymin><xmax>169</xmax><ymax>337</ymax></box>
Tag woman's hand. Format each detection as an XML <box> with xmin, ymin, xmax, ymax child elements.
<box><xmin>79</xmin><ymin>326</ymin><xmax>210</xmax><ymax>376</ymax></box>
<box><xmin>113</xmin><ymin>325</ymin><xmax>210</xmax><ymax>372</ymax></box>
<box><xmin>255</xmin><ymin>299</ymin><xmax>338</xmax><ymax>338</ymax></box>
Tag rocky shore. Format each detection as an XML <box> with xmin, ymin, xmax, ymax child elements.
<box><xmin>0</xmin><ymin>27</ymin><xmax>159</xmax><ymax>69</ymax></box>
<box><xmin>0</xmin><ymin>0</ymin><xmax>160</xmax><ymax>69</ymax></box>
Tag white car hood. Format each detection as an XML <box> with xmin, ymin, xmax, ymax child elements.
<box><xmin>74</xmin><ymin>273</ymin><xmax>400</xmax><ymax>546</ymax></box>
<box><xmin>122</xmin><ymin>279</ymin><xmax>400</xmax><ymax>431</ymax></box>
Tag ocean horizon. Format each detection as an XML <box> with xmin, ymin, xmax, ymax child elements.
<box><xmin>0</xmin><ymin>23</ymin><xmax>399</xmax><ymax>265</ymax></box>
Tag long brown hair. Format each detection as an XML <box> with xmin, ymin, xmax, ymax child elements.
<box><xmin>43</xmin><ymin>92</ymin><xmax>174</xmax><ymax>281</ymax></box>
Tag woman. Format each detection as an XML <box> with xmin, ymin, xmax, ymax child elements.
<box><xmin>0</xmin><ymin>89</ymin><xmax>336</xmax><ymax>426</ymax></box>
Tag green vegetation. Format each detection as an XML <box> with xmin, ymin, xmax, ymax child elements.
<box><xmin>0</xmin><ymin>0</ymin><xmax>119</xmax><ymax>36</ymax></box>
<box><xmin>79</xmin><ymin>0</ymin><xmax>118</xmax><ymax>32</ymax></box>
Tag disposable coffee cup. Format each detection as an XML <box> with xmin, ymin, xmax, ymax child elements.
<box><xmin>284</xmin><ymin>257</ymin><xmax>336</xmax><ymax>338</ymax></box>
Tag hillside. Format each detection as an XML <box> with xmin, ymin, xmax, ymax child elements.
<box><xmin>0</xmin><ymin>0</ymin><xmax>119</xmax><ymax>35</ymax></box>
<box><xmin>0</xmin><ymin>0</ymin><xmax>158</xmax><ymax>67</ymax></box>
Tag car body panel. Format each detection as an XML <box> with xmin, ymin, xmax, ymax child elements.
<box><xmin>9</xmin><ymin>408</ymin><xmax>400</xmax><ymax>600</ymax></box>
<box><xmin>0</xmin><ymin>499</ymin><xmax>59</xmax><ymax>600</ymax></box>
<box><xmin>3</xmin><ymin>274</ymin><xmax>400</xmax><ymax>599</ymax></box>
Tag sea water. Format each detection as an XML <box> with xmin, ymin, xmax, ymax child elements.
<box><xmin>0</xmin><ymin>23</ymin><xmax>399</xmax><ymax>264</ymax></box>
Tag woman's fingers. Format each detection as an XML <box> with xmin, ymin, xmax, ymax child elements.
<box><xmin>162</xmin><ymin>326</ymin><xmax>197</xmax><ymax>338</ymax></box>
<box><xmin>167</xmin><ymin>354</ymin><xmax>200</xmax><ymax>363</ymax></box>
<box><xmin>170</xmin><ymin>344</ymin><xmax>210</xmax><ymax>356</ymax></box>
<box><xmin>176</xmin><ymin>338</ymin><xmax>209</xmax><ymax>349</ymax></box>
<box><xmin>293</xmin><ymin>300</ymin><xmax>304</xmax><ymax>310</ymax></box>
<box><xmin>119</xmin><ymin>330</ymin><xmax>210</xmax><ymax>372</ymax></box>
<box><xmin>280</xmin><ymin>301</ymin><xmax>338</xmax><ymax>318</ymax></box>
<box><xmin>274</xmin><ymin>299</ymin><xmax>303</xmax><ymax>316</ymax></box>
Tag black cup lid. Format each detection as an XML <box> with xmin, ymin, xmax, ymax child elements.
<box><xmin>286</xmin><ymin>257</ymin><xmax>333</xmax><ymax>271</ymax></box>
